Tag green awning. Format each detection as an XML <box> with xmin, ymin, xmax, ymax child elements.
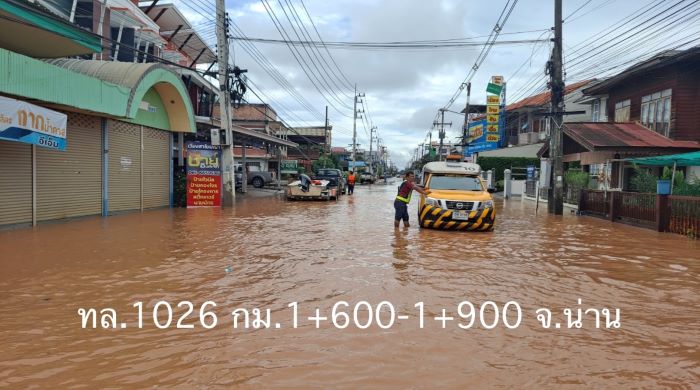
<box><xmin>626</xmin><ymin>151</ymin><xmax>700</xmax><ymax>167</ymax></box>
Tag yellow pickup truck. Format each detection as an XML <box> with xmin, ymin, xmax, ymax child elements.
<box><xmin>418</xmin><ymin>161</ymin><xmax>496</xmax><ymax>231</ymax></box>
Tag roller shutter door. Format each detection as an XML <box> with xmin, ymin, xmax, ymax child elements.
<box><xmin>36</xmin><ymin>113</ymin><xmax>102</xmax><ymax>221</ymax></box>
<box><xmin>0</xmin><ymin>141</ymin><xmax>32</xmax><ymax>226</ymax></box>
<box><xmin>142</xmin><ymin>126</ymin><xmax>170</xmax><ymax>209</ymax></box>
<box><xmin>108</xmin><ymin>120</ymin><xmax>142</xmax><ymax>213</ymax></box>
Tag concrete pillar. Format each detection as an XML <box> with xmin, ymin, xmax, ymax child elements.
<box><xmin>242</xmin><ymin>143</ymin><xmax>247</xmax><ymax>193</ymax></box>
<box><xmin>504</xmin><ymin>169</ymin><xmax>511</xmax><ymax>199</ymax></box>
<box><xmin>487</xmin><ymin>169</ymin><xmax>494</xmax><ymax>190</ymax></box>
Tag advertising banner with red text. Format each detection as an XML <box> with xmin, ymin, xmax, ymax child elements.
<box><xmin>186</xmin><ymin>141</ymin><xmax>222</xmax><ymax>207</ymax></box>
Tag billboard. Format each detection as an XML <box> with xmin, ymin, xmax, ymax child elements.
<box><xmin>465</xmin><ymin>118</ymin><xmax>499</xmax><ymax>155</ymax></box>
<box><xmin>186</xmin><ymin>141</ymin><xmax>222</xmax><ymax>207</ymax></box>
<box><xmin>0</xmin><ymin>95</ymin><xmax>67</xmax><ymax>151</ymax></box>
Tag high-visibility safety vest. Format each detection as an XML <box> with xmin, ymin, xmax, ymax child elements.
<box><xmin>395</xmin><ymin>181</ymin><xmax>412</xmax><ymax>203</ymax></box>
<box><xmin>348</xmin><ymin>174</ymin><xmax>355</xmax><ymax>184</ymax></box>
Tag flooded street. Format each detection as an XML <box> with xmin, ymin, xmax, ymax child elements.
<box><xmin>1</xmin><ymin>182</ymin><xmax>699</xmax><ymax>388</ymax></box>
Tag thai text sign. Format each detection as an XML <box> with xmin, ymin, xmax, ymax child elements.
<box><xmin>468</xmin><ymin>121</ymin><xmax>484</xmax><ymax>142</ymax></box>
<box><xmin>486</xmin><ymin>83</ymin><xmax>503</xmax><ymax>95</ymax></box>
<box><xmin>486</xmin><ymin>105</ymin><xmax>500</xmax><ymax>114</ymax></box>
<box><xmin>281</xmin><ymin>159</ymin><xmax>298</xmax><ymax>174</ymax></box>
<box><xmin>487</xmin><ymin>134</ymin><xmax>500</xmax><ymax>143</ymax></box>
<box><xmin>487</xmin><ymin>95</ymin><xmax>500</xmax><ymax>105</ymax></box>
<box><xmin>465</xmin><ymin>118</ymin><xmax>498</xmax><ymax>155</ymax></box>
<box><xmin>491</xmin><ymin>75</ymin><xmax>504</xmax><ymax>86</ymax></box>
<box><xmin>0</xmin><ymin>95</ymin><xmax>67</xmax><ymax>150</ymax></box>
<box><xmin>487</xmin><ymin>114</ymin><xmax>500</xmax><ymax>124</ymax></box>
<box><xmin>186</xmin><ymin>141</ymin><xmax>222</xmax><ymax>207</ymax></box>
<box><xmin>487</xmin><ymin>123</ymin><xmax>499</xmax><ymax>133</ymax></box>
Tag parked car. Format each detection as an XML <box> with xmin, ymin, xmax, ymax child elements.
<box><xmin>360</xmin><ymin>172</ymin><xmax>376</xmax><ymax>184</ymax></box>
<box><xmin>314</xmin><ymin>168</ymin><xmax>346</xmax><ymax>197</ymax></box>
<box><xmin>235</xmin><ymin>164</ymin><xmax>274</xmax><ymax>188</ymax></box>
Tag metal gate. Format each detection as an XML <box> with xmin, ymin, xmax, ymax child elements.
<box><xmin>36</xmin><ymin>113</ymin><xmax>102</xmax><ymax>221</ymax></box>
<box><xmin>142</xmin><ymin>126</ymin><xmax>170</xmax><ymax>209</ymax></box>
<box><xmin>108</xmin><ymin>120</ymin><xmax>170</xmax><ymax>213</ymax></box>
<box><xmin>0</xmin><ymin>141</ymin><xmax>32</xmax><ymax>226</ymax></box>
<box><xmin>108</xmin><ymin>120</ymin><xmax>142</xmax><ymax>213</ymax></box>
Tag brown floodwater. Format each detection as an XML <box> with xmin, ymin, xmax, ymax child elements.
<box><xmin>1</xmin><ymin>182</ymin><xmax>699</xmax><ymax>388</ymax></box>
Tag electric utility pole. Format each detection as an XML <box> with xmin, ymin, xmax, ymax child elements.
<box><xmin>434</xmin><ymin>109</ymin><xmax>452</xmax><ymax>162</ymax></box>
<box><xmin>352</xmin><ymin>84</ymin><xmax>357</xmax><ymax>171</ymax></box>
<box><xmin>461</xmin><ymin>82</ymin><xmax>472</xmax><ymax>150</ymax></box>
<box><xmin>548</xmin><ymin>0</ymin><xmax>564</xmax><ymax>215</ymax></box>
<box><xmin>352</xmin><ymin>85</ymin><xmax>364</xmax><ymax>172</ymax></box>
<box><xmin>324</xmin><ymin>105</ymin><xmax>329</xmax><ymax>154</ymax></box>
<box><xmin>369</xmin><ymin>126</ymin><xmax>376</xmax><ymax>174</ymax></box>
<box><xmin>216</xmin><ymin>0</ymin><xmax>235</xmax><ymax>205</ymax></box>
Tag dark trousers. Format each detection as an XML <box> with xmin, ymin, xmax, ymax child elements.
<box><xmin>348</xmin><ymin>184</ymin><xmax>355</xmax><ymax>194</ymax></box>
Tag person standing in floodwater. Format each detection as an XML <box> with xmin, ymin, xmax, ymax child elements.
<box><xmin>394</xmin><ymin>171</ymin><xmax>430</xmax><ymax>228</ymax></box>
<box><xmin>347</xmin><ymin>171</ymin><xmax>356</xmax><ymax>195</ymax></box>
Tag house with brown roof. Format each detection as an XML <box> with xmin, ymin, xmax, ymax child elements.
<box><xmin>538</xmin><ymin>122</ymin><xmax>699</xmax><ymax>189</ymax></box>
<box><xmin>546</xmin><ymin>47</ymin><xmax>700</xmax><ymax>190</ymax></box>
<box><xmin>505</xmin><ymin>79</ymin><xmax>594</xmax><ymax>146</ymax></box>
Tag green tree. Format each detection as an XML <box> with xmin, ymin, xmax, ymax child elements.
<box><xmin>313</xmin><ymin>154</ymin><xmax>337</xmax><ymax>172</ymax></box>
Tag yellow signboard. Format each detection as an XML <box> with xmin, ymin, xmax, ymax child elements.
<box><xmin>486</xmin><ymin>105</ymin><xmax>500</xmax><ymax>115</ymax></box>
<box><xmin>486</xmin><ymin>134</ymin><xmax>500</xmax><ymax>142</ymax></box>
<box><xmin>487</xmin><ymin>114</ymin><xmax>499</xmax><ymax>124</ymax></box>
<box><xmin>487</xmin><ymin>124</ymin><xmax>499</xmax><ymax>133</ymax></box>
<box><xmin>469</xmin><ymin>122</ymin><xmax>484</xmax><ymax>140</ymax></box>
<box><xmin>486</xmin><ymin>95</ymin><xmax>500</xmax><ymax>106</ymax></box>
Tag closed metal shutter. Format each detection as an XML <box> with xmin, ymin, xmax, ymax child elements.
<box><xmin>0</xmin><ymin>141</ymin><xmax>32</xmax><ymax>226</ymax></box>
<box><xmin>108</xmin><ymin>120</ymin><xmax>142</xmax><ymax>213</ymax></box>
<box><xmin>142</xmin><ymin>126</ymin><xmax>170</xmax><ymax>209</ymax></box>
<box><xmin>36</xmin><ymin>113</ymin><xmax>102</xmax><ymax>221</ymax></box>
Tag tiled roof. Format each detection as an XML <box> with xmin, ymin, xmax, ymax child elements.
<box><xmin>564</xmin><ymin>122</ymin><xmax>700</xmax><ymax>150</ymax></box>
<box><xmin>506</xmin><ymin>80</ymin><xmax>594</xmax><ymax>111</ymax></box>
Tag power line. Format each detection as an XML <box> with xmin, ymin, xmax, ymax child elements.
<box><xmin>280</xmin><ymin>0</ymin><xmax>354</xmax><ymax>100</ymax></box>
<box><xmin>231</xmin><ymin>36</ymin><xmax>547</xmax><ymax>49</ymax></box>
<box><xmin>260</xmin><ymin>0</ymin><xmax>353</xmax><ymax>117</ymax></box>
<box><xmin>298</xmin><ymin>0</ymin><xmax>354</xmax><ymax>89</ymax></box>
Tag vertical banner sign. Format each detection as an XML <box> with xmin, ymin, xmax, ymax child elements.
<box><xmin>0</xmin><ymin>95</ymin><xmax>67</xmax><ymax>150</ymax></box>
<box><xmin>186</xmin><ymin>141</ymin><xmax>222</xmax><ymax>207</ymax></box>
<box><xmin>486</xmin><ymin>78</ymin><xmax>502</xmax><ymax>142</ymax></box>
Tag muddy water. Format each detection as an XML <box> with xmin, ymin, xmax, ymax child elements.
<box><xmin>0</xmin><ymin>183</ymin><xmax>698</xmax><ymax>388</ymax></box>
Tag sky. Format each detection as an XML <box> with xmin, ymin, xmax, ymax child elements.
<box><xmin>170</xmin><ymin>0</ymin><xmax>700</xmax><ymax>168</ymax></box>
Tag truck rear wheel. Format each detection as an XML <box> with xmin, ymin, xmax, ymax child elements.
<box><xmin>252</xmin><ymin>177</ymin><xmax>264</xmax><ymax>188</ymax></box>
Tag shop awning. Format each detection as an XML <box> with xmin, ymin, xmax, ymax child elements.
<box><xmin>626</xmin><ymin>151</ymin><xmax>700</xmax><ymax>167</ymax></box>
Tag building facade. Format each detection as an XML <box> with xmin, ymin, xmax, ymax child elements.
<box><xmin>0</xmin><ymin>1</ymin><xmax>196</xmax><ymax>227</ymax></box>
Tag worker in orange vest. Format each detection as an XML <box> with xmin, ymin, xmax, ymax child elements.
<box><xmin>347</xmin><ymin>170</ymin><xmax>356</xmax><ymax>195</ymax></box>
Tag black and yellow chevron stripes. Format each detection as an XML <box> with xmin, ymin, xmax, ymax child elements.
<box><xmin>419</xmin><ymin>204</ymin><xmax>495</xmax><ymax>231</ymax></box>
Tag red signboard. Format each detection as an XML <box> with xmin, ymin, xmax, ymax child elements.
<box><xmin>186</xmin><ymin>141</ymin><xmax>222</xmax><ymax>207</ymax></box>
